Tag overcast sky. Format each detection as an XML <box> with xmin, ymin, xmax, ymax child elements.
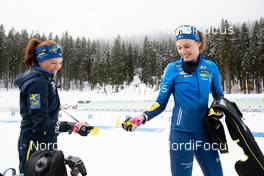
<box><xmin>0</xmin><ymin>0</ymin><xmax>263</xmax><ymax>39</ymax></box>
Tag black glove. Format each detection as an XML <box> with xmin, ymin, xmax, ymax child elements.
<box><xmin>208</xmin><ymin>108</ymin><xmax>224</xmax><ymax>120</ymax></box>
<box><xmin>71</xmin><ymin>122</ymin><xmax>94</xmax><ymax>136</ymax></box>
<box><xmin>204</xmin><ymin>108</ymin><xmax>228</xmax><ymax>153</ymax></box>
<box><xmin>58</xmin><ymin>121</ymin><xmax>94</xmax><ymax>136</ymax></box>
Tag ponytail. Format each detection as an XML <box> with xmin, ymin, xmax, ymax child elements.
<box><xmin>198</xmin><ymin>31</ymin><xmax>207</xmax><ymax>53</ymax></box>
<box><xmin>23</xmin><ymin>38</ymin><xmax>41</xmax><ymax>68</ymax></box>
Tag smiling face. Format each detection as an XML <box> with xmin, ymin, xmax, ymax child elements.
<box><xmin>38</xmin><ymin>57</ymin><xmax>63</xmax><ymax>75</ymax></box>
<box><xmin>176</xmin><ymin>39</ymin><xmax>201</xmax><ymax>62</ymax></box>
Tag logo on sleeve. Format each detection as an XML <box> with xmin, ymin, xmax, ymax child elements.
<box><xmin>29</xmin><ymin>94</ymin><xmax>41</xmax><ymax>109</ymax></box>
<box><xmin>145</xmin><ymin>102</ymin><xmax>160</xmax><ymax>112</ymax></box>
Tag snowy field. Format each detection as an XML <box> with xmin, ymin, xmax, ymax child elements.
<box><xmin>0</xmin><ymin>89</ymin><xmax>263</xmax><ymax>176</ymax></box>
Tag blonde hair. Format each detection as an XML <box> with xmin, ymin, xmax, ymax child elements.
<box><xmin>23</xmin><ymin>38</ymin><xmax>57</xmax><ymax>68</ymax></box>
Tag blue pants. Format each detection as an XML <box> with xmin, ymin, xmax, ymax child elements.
<box><xmin>169</xmin><ymin>131</ymin><xmax>223</xmax><ymax>176</ymax></box>
<box><xmin>18</xmin><ymin>134</ymin><xmax>33</xmax><ymax>173</ymax></box>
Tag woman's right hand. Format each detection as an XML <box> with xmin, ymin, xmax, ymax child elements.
<box><xmin>121</xmin><ymin>115</ymin><xmax>146</xmax><ymax>132</ymax></box>
<box><xmin>70</xmin><ymin>122</ymin><xmax>94</xmax><ymax>136</ymax></box>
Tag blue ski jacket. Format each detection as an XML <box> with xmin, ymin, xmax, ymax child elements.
<box><xmin>143</xmin><ymin>55</ymin><xmax>224</xmax><ymax>133</ymax></box>
<box><xmin>15</xmin><ymin>66</ymin><xmax>61</xmax><ymax>142</ymax></box>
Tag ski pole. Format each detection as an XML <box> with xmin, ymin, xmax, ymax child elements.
<box><xmin>60</xmin><ymin>106</ymin><xmax>100</xmax><ymax>136</ymax></box>
<box><xmin>60</xmin><ymin>106</ymin><xmax>80</xmax><ymax>122</ymax></box>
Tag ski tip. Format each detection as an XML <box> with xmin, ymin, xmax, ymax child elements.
<box><xmin>91</xmin><ymin>127</ymin><xmax>100</xmax><ymax>136</ymax></box>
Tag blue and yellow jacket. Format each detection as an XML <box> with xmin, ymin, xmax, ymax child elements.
<box><xmin>143</xmin><ymin>55</ymin><xmax>224</xmax><ymax>133</ymax></box>
<box><xmin>15</xmin><ymin>66</ymin><xmax>61</xmax><ymax>142</ymax></box>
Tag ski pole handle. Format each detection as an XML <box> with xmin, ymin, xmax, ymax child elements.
<box><xmin>60</xmin><ymin>106</ymin><xmax>100</xmax><ymax>136</ymax></box>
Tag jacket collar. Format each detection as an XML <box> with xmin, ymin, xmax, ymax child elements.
<box><xmin>33</xmin><ymin>66</ymin><xmax>55</xmax><ymax>80</ymax></box>
<box><xmin>180</xmin><ymin>54</ymin><xmax>204</xmax><ymax>64</ymax></box>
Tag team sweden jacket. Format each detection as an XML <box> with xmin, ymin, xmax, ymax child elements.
<box><xmin>15</xmin><ymin>66</ymin><xmax>60</xmax><ymax>142</ymax></box>
<box><xmin>143</xmin><ymin>55</ymin><xmax>224</xmax><ymax>133</ymax></box>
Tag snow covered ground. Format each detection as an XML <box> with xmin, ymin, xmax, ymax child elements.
<box><xmin>0</xmin><ymin>89</ymin><xmax>263</xmax><ymax>176</ymax></box>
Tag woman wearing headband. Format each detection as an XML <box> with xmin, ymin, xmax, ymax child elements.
<box><xmin>15</xmin><ymin>38</ymin><xmax>93</xmax><ymax>173</ymax></box>
<box><xmin>122</xmin><ymin>25</ymin><xmax>224</xmax><ymax>176</ymax></box>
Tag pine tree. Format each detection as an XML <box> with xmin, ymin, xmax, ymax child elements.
<box><xmin>6</xmin><ymin>28</ymin><xmax>20</xmax><ymax>89</ymax></box>
<box><xmin>79</xmin><ymin>37</ymin><xmax>88</xmax><ymax>90</ymax></box>
<box><xmin>251</xmin><ymin>18</ymin><xmax>264</xmax><ymax>92</ymax></box>
<box><xmin>110</xmin><ymin>35</ymin><xmax>124</xmax><ymax>85</ymax></box>
<box><xmin>231</xmin><ymin>26</ymin><xmax>242</xmax><ymax>84</ymax></box>
<box><xmin>125</xmin><ymin>43</ymin><xmax>134</xmax><ymax>83</ymax></box>
<box><xmin>18</xmin><ymin>30</ymin><xmax>29</xmax><ymax>73</ymax></box>
<box><xmin>132</xmin><ymin>44</ymin><xmax>141</xmax><ymax>76</ymax></box>
<box><xmin>218</xmin><ymin>19</ymin><xmax>234</xmax><ymax>93</ymax></box>
<box><xmin>204</xmin><ymin>27</ymin><xmax>221</xmax><ymax>62</ymax></box>
<box><xmin>72</xmin><ymin>37</ymin><xmax>84</xmax><ymax>89</ymax></box>
<box><xmin>141</xmin><ymin>36</ymin><xmax>156</xmax><ymax>85</ymax></box>
<box><xmin>102</xmin><ymin>44</ymin><xmax>111</xmax><ymax>84</ymax></box>
<box><xmin>239</xmin><ymin>22</ymin><xmax>251</xmax><ymax>93</ymax></box>
<box><xmin>251</xmin><ymin>21</ymin><xmax>261</xmax><ymax>92</ymax></box>
<box><xmin>0</xmin><ymin>24</ymin><xmax>7</xmax><ymax>82</ymax></box>
<box><xmin>60</xmin><ymin>32</ymin><xmax>75</xmax><ymax>90</ymax></box>
<box><xmin>90</xmin><ymin>47</ymin><xmax>105</xmax><ymax>86</ymax></box>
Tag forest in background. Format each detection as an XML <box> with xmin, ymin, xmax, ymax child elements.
<box><xmin>0</xmin><ymin>18</ymin><xmax>264</xmax><ymax>93</ymax></box>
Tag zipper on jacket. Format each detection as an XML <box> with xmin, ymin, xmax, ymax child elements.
<box><xmin>195</xmin><ymin>55</ymin><xmax>203</xmax><ymax>99</ymax></box>
<box><xmin>176</xmin><ymin>107</ymin><xmax>183</xmax><ymax>125</ymax></box>
<box><xmin>195</xmin><ymin>71</ymin><xmax>200</xmax><ymax>98</ymax></box>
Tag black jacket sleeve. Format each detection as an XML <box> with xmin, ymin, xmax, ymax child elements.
<box><xmin>57</xmin><ymin>121</ymin><xmax>74</xmax><ymax>133</ymax></box>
